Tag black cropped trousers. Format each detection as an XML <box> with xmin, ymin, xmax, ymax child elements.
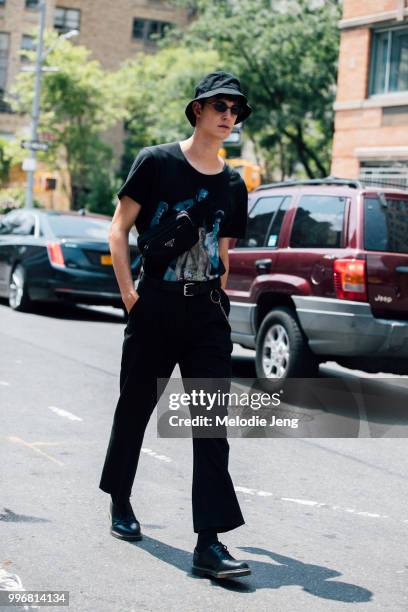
<box><xmin>99</xmin><ymin>280</ymin><xmax>245</xmax><ymax>534</ymax></box>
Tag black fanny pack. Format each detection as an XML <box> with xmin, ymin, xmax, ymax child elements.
<box><xmin>137</xmin><ymin>194</ymin><xmax>209</xmax><ymax>268</ymax></box>
<box><xmin>137</xmin><ymin>209</ymin><xmax>199</xmax><ymax>267</ymax></box>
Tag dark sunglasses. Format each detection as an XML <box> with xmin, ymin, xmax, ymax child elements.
<box><xmin>206</xmin><ymin>100</ymin><xmax>243</xmax><ymax>116</ymax></box>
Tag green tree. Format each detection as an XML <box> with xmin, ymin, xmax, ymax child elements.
<box><xmin>10</xmin><ymin>30</ymin><xmax>123</xmax><ymax>212</ymax></box>
<box><xmin>0</xmin><ymin>138</ymin><xmax>12</xmax><ymax>186</ymax></box>
<box><xmin>0</xmin><ymin>186</ymin><xmax>42</xmax><ymax>214</ymax></box>
<box><xmin>170</xmin><ymin>0</ymin><xmax>341</xmax><ymax>179</ymax></box>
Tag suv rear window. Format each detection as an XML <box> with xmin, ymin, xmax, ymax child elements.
<box><xmin>290</xmin><ymin>195</ymin><xmax>346</xmax><ymax>248</ymax></box>
<box><xmin>364</xmin><ymin>196</ymin><xmax>408</xmax><ymax>253</ymax></box>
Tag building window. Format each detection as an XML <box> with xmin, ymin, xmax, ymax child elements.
<box><xmin>369</xmin><ymin>26</ymin><xmax>408</xmax><ymax>95</ymax></box>
<box><xmin>132</xmin><ymin>18</ymin><xmax>172</xmax><ymax>44</ymax></box>
<box><xmin>25</xmin><ymin>0</ymin><xmax>39</xmax><ymax>8</ymax></box>
<box><xmin>0</xmin><ymin>32</ymin><xmax>9</xmax><ymax>97</ymax></box>
<box><xmin>54</xmin><ymin>7</ymin><xmax>80</xmax><ymax>34</ymax></box>
<box><xmin>20</xmin><ymin>34</ymin><xmax>36</xmax><ymax>62</ymax></box>
<box><xmin>132</xmin><ymin>19</ymin><xmax>145</xmax><ymax>40</ymax></box>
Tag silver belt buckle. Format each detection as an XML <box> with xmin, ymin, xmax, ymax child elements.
<box><xmin>183</xmin><ymin>282</ymin><xmax>195</xmax><ymax>296</ymax></box>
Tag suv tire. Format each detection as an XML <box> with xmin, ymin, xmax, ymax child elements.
<box><xmin>255</xmin><ymin>307</ymin><xmax>318</xmax><ymax>390</ymax></box>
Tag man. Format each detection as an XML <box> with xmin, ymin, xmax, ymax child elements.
<box><xmin>99</xmin><ymin>71</ymin><xmax>252</xmax><ymax>579</ymax></box>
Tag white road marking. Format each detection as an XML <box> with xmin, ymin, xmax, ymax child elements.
<box><xmin>0</xmin><ymin>380</ymin><xmax>10</xmax><ymax>386</ymax></box>
<box><xmin>48</xmin><ymin>406</ymin><xmax>83</xmax><ymax>421</ymax></box>
<box><xmin>7</xmin><ymin>436</ymin><xmax>64</xmax><ymax>466</ymax></box>
<box><xmin>141</xmin><ymin>447</ymin><xmax>172</xmax><ymax>462</ymax></box>
<box><xmin>280</xmin><ymin>496</ymin><xmax>390</xmax><ymax>520</ymax></box>
<box><xmin>235</xmin><ymin>485</ymin><xmax>256</xmax><ymax>495</ymax></box>
<box><xmin>281</xmin><ymin>497</ymin><xmax>324</xmax><ymax>507</ymax></box>
<box><xmin>233</xmin><ymin>488</ymin><xmax>406</xmax><ymax>524</ymax></box>
<box><xmin>29</xmin><ymin>442</ymin><xmax>60</xmax><ymax>446</ymax></box>
<box><xmin>110</xmin><ymin>444</ymin><xmax>406</xmax><ymax>524</ymax></box>
<box><xmin>235</xmin><ymin>485</ymin><xmax>273</xmax><ymax>497</ymax></box>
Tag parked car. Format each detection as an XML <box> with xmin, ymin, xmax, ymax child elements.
<box><xmin>0</xmin><ymin>208</ymin><xmax>141</xmax><ymax>313</ymax></box>
<box><xmin>226</xmin><ymin>177</ymin><xmax>408</xmax><ymax>388</ymax></box>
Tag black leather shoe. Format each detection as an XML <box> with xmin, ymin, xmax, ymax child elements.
<box><xmin>109</xmin><ymin>500</ymin><xmax>142</xmax><ymax>541</ymax></box>
<box><xmin>192</xmin><ymin>542</ymin><xmax>251</xmax><ymax>579</ymax></box>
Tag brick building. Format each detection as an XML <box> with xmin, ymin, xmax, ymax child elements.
<box><xmin>331</xmin><ymin>0</ymin><xmax>408</xmax><ymax>189</ymax></box>
<box><xmin>0</xmin><ymin>0</ymin><xmax>188</xmax><ymax>208</ymax></box>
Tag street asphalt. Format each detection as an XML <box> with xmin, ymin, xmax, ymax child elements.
<box><xmin>1</xmin><ymin>300</ymin><xmax>407</xmax><ymax>612</ymax></box>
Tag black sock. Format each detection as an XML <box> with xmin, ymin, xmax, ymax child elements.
<box><xmin>111</xmin><ymin>493</ymin><xmax>129</xmax><ymax>509</ymax></box>
<box><xmin>196</xmin><ymin>528</ymin><xmax>219</xmax><ymax>552</ymax></box>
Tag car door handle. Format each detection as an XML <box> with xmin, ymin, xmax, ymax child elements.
<box><xmin>396</xmin><ymin>266</ymin><xmax>408</xmax><ymax>273</ymax></box>
<box><xmin>255</xmin><ymin>258</ymin><xmax>272</xmax><ymax>272</ymax></box>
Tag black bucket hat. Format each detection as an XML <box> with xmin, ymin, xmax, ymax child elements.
<box><xmin>185</xmin><ymin>70</ymin><xmax>252</xmax><ymax>127</ymax></box>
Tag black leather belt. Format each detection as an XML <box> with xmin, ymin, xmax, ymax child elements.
<box><xmin>139</xmin><ymin>273</ymin><xmax>221</xmax><ymax>296</ymax></box>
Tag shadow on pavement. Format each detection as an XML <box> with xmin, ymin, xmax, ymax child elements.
<box><xmin>0</xmin><ymin>507</ymin><xmax>49</xmax><ymax>524</ymax></box>
<box><xmin>122</xmin><ymin>536</ymin><xmax>372</xmax><ymax>601</ymax></box>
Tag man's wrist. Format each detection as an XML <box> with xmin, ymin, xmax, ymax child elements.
<box><xmin>122</xmin><ymin>289</ymin><xmax>138</xmax><ymax>301</ymax></box>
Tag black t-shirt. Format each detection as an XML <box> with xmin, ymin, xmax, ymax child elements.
<box><xmin>116</xmin><ymin>141</ymin><xmax>248</xmax><ymax>281</ymax></box>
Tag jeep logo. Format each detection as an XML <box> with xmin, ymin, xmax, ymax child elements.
<box><xmin>374</xmin><ymin>295</ymin><xmax>393</xmax><ymax>303</ymax></box>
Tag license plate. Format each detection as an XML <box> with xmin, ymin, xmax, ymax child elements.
<box><xmin>100</xmin><ymin>254</ymin><xmax>112</xmax><ymax>265</ymax></box>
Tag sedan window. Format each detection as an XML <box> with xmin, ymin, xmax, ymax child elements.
<box><xmin>47</xmin><ymin>215</ymin><xmax>112</xmax><ymax>240</ymax></box>
<box><xmin>0</xmin><ymin>212</ymin><xmax>27</xmax><ymax>235</ymax></box>
<box><xmin>11</xmin><ymin>214</ymin><xmax>36</xmax><ymax>236</ymax></box>
<box><xmin>0</xmin><ymin>219</ymin><xmax>13</xmax><ymax>235</ymax></box>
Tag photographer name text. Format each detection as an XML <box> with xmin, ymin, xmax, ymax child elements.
<box><xmin>168</xmin><ymin>414</ymin><xmax>299</xmax><ymax>428</ymax></box>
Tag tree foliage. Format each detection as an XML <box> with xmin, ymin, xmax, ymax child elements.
<box><xmin>10</xmin><ymin>30</ymin><xmax>122</xmax><ymax>211</ymax></box>
<box><xmin>169</xmin><ymin>0</ymin><xmax>341</xmax><ymax>178</ymax></box>
<box><xmin>0</xmin><ymin>138</ymin><xmax>13</xmax><ymax>186</ymax></box>
<box><xmin>8</xmin><ymin>1</ymin><xmax>342</xmax><ymax>211</ymax></box>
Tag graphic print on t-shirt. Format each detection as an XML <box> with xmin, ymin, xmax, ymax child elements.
<box><xmin>145</xmin><ymin>187</ymin><xmax>226</xmax><ymax>281</ymax></box>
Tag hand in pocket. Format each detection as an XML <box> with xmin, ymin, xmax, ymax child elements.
<box><xmin>125</xmin><ymin>292</ymin><xmax>140</xmax><ymax>315</ymax></box>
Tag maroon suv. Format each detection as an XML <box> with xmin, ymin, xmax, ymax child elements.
<box><xmin>226</xmin><ymin>178</ymin><xmax>408</xmax><ymax>384</ymax></box>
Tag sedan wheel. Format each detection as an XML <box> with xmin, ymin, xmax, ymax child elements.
<box><xmin>9</xmin><ymin>265</ymin><xmax>31</xmax><ymax>312</ymax></box>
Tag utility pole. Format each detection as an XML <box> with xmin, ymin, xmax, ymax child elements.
<box><xmin>24</xmin><ymin>0</ymin><xmax>47</xmax><ymax>209</ymax></box>
<box><xmin>22</xmin><ymin>2</ymin><xmax>78</xmax><ymax>209</ymax></box>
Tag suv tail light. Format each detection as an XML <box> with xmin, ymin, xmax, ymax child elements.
<box><xmin>47</xmin><ymin>241</ymin><xmax>65</xmax><ymax>267</ymax></box>
<box><xmin>333</xmin><ymin>259</ymin><xmax>367</xmax><ymax>301</ymax></box>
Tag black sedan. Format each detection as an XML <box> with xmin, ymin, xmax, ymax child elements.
<box><xmin>0</xmin><ymin>208</ymin><xmax>141</xmax><ymax>313</ymax></box>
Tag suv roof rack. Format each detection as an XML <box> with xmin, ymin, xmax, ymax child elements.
<box><xmin>253</xmin><ymin>176</ymin><xmax>364</xmax><ymax>191</ymax></box>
